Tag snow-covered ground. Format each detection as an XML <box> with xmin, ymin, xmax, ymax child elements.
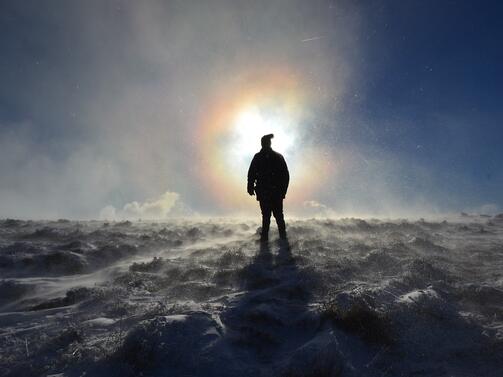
<box><xmin>1</xmin><ymin>216</ymin><xmax>502</xmax><ymax>376</ymax></box>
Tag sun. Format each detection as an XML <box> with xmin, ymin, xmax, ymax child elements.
<box><xmin>228</xmin><ymin>105</ymin><xmax>296</xmax><ymax>163</ymax></box>
<box><xmin>196</xmin><ymin>68</ymin><xmax>333</xmax><ymax>209</ymax></box>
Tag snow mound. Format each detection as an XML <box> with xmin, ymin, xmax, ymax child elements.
<box><xmin>112</xmin><ymin>313</ymin><xmax>224</xmax><ymax>375</ymax></box>
<box><xmin>0</xmin><ymin>217</ymin><xmax>502</xmax><ymax>376</ymax></box>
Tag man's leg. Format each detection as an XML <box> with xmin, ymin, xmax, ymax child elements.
<box><xmin>272</xmin><ymin>199</ymin><xmax>287</xmax><ymax>239</ymax></box>
<box><xmin>259</xmin><ymin>200</ymin><xmax>272</xmax><ymax>240</ymax></box>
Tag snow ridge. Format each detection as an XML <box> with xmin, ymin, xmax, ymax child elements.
<box><xmin>0</xmin><ymin>216</ymin><xmax>502</xmax><ymax>376</ymax></box>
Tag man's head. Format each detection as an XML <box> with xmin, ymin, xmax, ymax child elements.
<box><xmin>261</xmin><ymin>134</ymin><xmax>274</xmax><ymax>149</ymax></box>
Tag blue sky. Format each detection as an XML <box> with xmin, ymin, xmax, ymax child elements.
<box><xmin>0</xmin><ymin>0</ymin><xmax>502</xmax><ymax>218</ymax></box>
<box><xmin>315</xmin><ymin>0</ymin><xmax>503</xmax><ymax>213</ymax></box>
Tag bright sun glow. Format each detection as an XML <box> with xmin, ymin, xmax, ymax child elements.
<box><xmin>198</xmin><ymin>69</ymin><xmax>332</xmax><ymax>207</ymax></box>
<box><xmin>229</xmin><ymin>106</ymin><xmax>296</xmax><ymax>162</ymax></box>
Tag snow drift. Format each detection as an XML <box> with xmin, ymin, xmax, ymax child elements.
<box><xmin>0</xmin><ymin>216</ymin><xmax>502</xmax><ymax>376</ymax></box>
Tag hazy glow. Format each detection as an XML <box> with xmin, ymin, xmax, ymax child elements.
<box><xmin>197</xmin><ymin>69</ymin><xmax>332</xmax><ymax>210</ymax></box>
<box><xmin>229</xmin><ymin>106</ymin><xmax>295</xmax><ymax>163</ymax></box>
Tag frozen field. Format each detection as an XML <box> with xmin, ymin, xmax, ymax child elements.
<box><xmin>1</xmin><ymin>216</ymin><xmax>502</xmax><ymax>376</ymax></box>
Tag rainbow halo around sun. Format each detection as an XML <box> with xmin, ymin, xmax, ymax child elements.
<box><xmin>197</xmin><ymin>68</ymin><xmax>331</xmax><ymax>210</ymax></box>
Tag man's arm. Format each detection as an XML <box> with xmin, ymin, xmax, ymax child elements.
<box><xmin>247</xmin><ymin>155</ymin><xmax>257</xmax><ymax>195</ymax></box>
<box><xmin>280</xmin><ymin>156</ymin><xmax>289</xmax><ymax>198</ymax></box>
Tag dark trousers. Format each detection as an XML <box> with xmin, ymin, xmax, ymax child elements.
<box><xmin>259</xmin><ymin>199</ymin><xmax>286</xmax><ymax>238</ymax></box>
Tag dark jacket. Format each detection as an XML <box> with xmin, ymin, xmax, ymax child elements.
<box><xmin>247</xmin><ymin>148</ymin><xmax>289</xmax><ymax>201</ymax></box>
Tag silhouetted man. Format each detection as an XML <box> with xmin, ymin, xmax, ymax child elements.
<box><xmin>247</xmin><ymin>134</ymin><xmax>289</xmax><ymax>241</ymax></box>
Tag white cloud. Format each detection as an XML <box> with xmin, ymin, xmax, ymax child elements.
<box><xmin>300</xmin><ymin>200</ymin><xmax>336</xmax><ymax>217</ymax></box>
<box><xmin>303</xmin><ymin>200</ymin><xmax>327</xmax><ymax>209</ymax></box>
<box><xmin>469</xmin><ymin>203</ymin><xmax>500</xmax><ymax>215</ymax></box>
<box><xmin>100</xmin><ymin>191</ymin><xmax>193</xmax><ymax>220</ymax></box>
<box><xmin>99</xmin><ymin>205</ymin><xmax>117</xmax><ymax>220</ymax></box>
